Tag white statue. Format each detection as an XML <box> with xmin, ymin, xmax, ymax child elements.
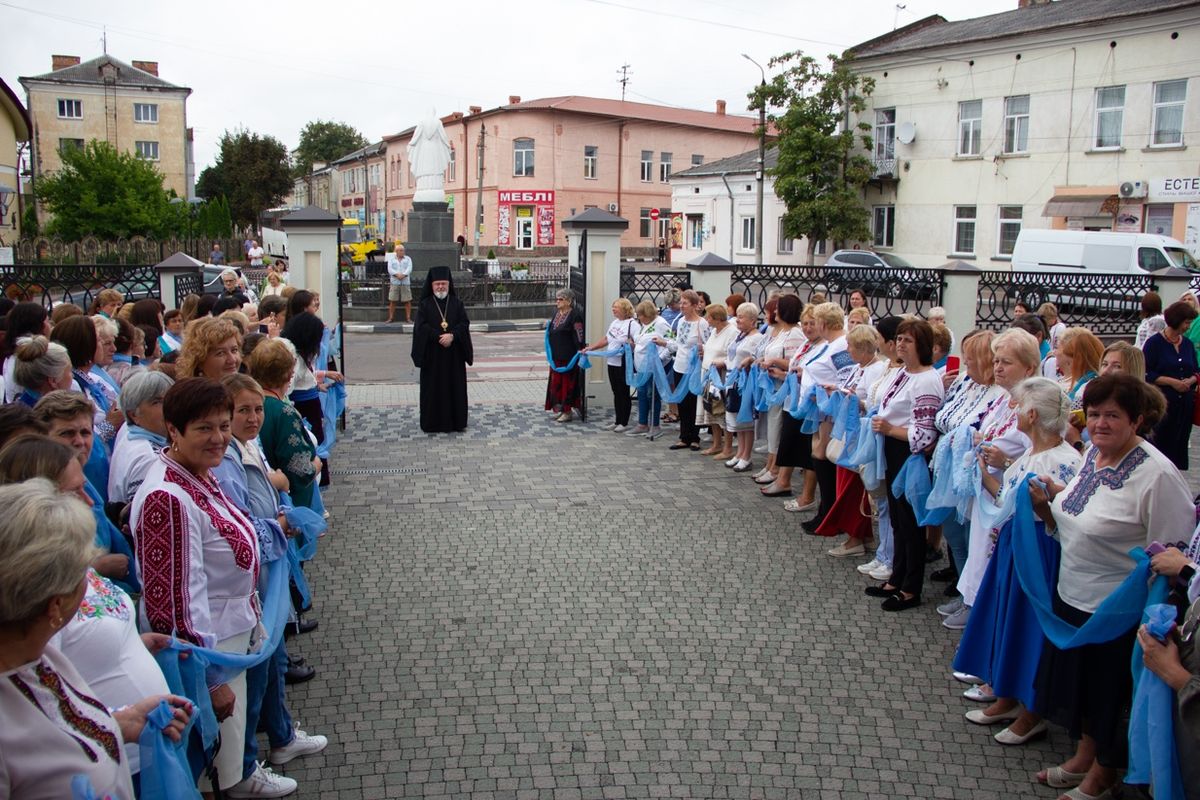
<box><xmin>408</xmin><ymin>109</ymin><xmax>452</xmax><ymax>203</ymax></box>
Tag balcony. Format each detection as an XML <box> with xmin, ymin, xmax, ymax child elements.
<box><xmin>871</xmin><ymin>157</ymin><xmax>898</xmax><ymax>180</ymax></box>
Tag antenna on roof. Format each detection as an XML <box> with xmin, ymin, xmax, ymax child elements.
<box><xmin>616</xmin><ymin>63</ymin><xmax>632</xmax><ymax>101</ymax></box>
<box><xmin>102</xmin><ymin>26</ymin><xmax>107</xmax><ymax>54</ymax></box>
<box><xmin>893</xmin><ymin>4</ymin><xmax>907</xmax><ymax>30</ymax></box>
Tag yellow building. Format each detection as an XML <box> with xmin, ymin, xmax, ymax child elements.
<box><xmin>0</xmin><ymin>79</ymin><xmax>30</xmax><ymax>243</ymax></box>
<box><xmin>19</xmin><ymin>54</ymin><xmax>193</xmax><ymax>216</ymax></box>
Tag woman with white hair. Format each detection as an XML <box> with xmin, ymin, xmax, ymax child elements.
<box><xmin>219</xmin><ymin>268</ymin><xmax>250</xmax><ymax>308</ymax></box>
<box><xmin>11</xmin><ymin>335</ymin><xmax>74</xmax><ymax>406</ymax></box>
<box><xmin>953</xmin><ymin>377</ymin><xmax>1082</xmax><ymax>745</ymax></box>
<box><xmin>108</xmin><ymin>370</ymin><xmax>174</xmax><ymax>504</ymax></box>
<box><xmin>0</xmin><ymin>479</ymin><xmax>190</xmax><ymax>799</ymax></box>
<box><xmin>723</xmin><ymin>302</ymin><xmax>763</xmax><ymax>471</ymax></box>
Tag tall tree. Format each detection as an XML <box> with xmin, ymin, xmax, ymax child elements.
<box><xmin>196</xmin><ymin>130</ymin><xmax>292</xmax><ymax>228</ymax></box>
<box><xmin>753</xmin><ymin>53</ymin><xmax>876</xmax><ymax>264</ymax></box>
<box><xmin>35</xmin><ymin>140</ymin><xmax>183</xmax><ymax>240</ymax></box>
<box><xmin>293</xmin><ymin>120</ymin><xmax>368</xmax><ymax>178</ymax></box>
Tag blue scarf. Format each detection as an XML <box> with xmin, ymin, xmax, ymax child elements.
<box><xmin>126</xmin><ymin>425</ymin><xmax>167</xmax><ymax>447</ymax></box>
<box><xmin>1126</xmin><ymin>602</ymin><xmax>1185</xmax><ymax>800</ymax></box>
<box><xmin>16</xmin><ymin>388</ymin><xmax>39</xmax><ymax>407</ymax></box>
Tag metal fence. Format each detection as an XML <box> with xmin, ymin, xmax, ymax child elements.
<box><xmin>11</xmin><ymin>235</ymin><xmax>266</xmax><ymax>266</ymax></box>
<box><xmin>620</xmin><ymin>269</ymin><xmax>693</xmax><ymax>308</ymax></box>
<box><xmin>174</xmin><ymin>271</ymin><xmax>204</xmax><ymax>300</ymax></box>
<box><xmin>343</xmin><ymin>270</ymin><xmax>567</xmax><ymax>308</ymax></box>
<box><xmin>1</xmin><ymin>263</ymin><xmax>161</xmax><ymax>309</ymax></box>
<box><xmin>730</xmin><ymin>264</ymin><xmax>944</xmax><ymax>319</ymax></box>
<box><xmin>975</xmin><ymin>270</ymin><xmax>1154</xmax><ymax>337</ymax></box>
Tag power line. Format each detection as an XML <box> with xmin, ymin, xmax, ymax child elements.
<box><xmin>577</xmin><ymin>0</ymin><xmax>848</xmax><ymax>48</ymax></box>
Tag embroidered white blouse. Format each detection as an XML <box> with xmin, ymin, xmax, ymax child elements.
<box><xmin>877</xmin><ymin>367</ymin><xmax>946</xmax><ymax>453</ymax></box>
<box><xmin>667</xmin><ymin>317</ymin><xmax>711</xmax><ymax>374</ymax></box>
<box><xmin>633</xmin><ymin>316</ymin><xmax>672</xmax><ymax>372</ymax></box>
<box><xmin>108</xmin><ymin>433</ymin><xmax>162</xmax><ymax>505</ymax></box>
<box><xmin>132</xmin><ymin>453</ymin><xmax>261</xmax><ymax>648</ymax></box>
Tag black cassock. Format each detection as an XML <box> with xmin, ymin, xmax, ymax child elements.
<box><xmin>411</xmin><ymin>293</ymin><xmax>474</xmax><ymax>432</ymax></box>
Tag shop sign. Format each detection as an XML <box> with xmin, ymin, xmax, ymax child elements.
<box><xmin>1151</xmin><ymin>177</ymin><xmax>1200</xmax><ymax>202</ymax></box>
<box><xmin>497</xmin><ymin>190</ymin><xmax>555</xmax><ymax>246</ymax></box>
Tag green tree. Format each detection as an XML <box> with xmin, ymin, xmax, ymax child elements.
<box><xmin>34</xmin><ymin>140</ymin><xmax>184</xmax><ymax>240</ymax></box>
<box><xmin>753</xmin><ymin>53</ymin><xmax>875</xmax><ymax>264</ymax></box>
<box><xmin>293</xmin><ymin>120</ymin><xmax>368</xmax><ymax>179</ymax></box>
<box><xmin>195</xmin><ymin>130</ymin><xmax>291</xmax><ymax>228</ymax></box>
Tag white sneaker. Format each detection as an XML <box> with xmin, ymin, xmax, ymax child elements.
<box><xmin>856</xmin><ymin>558</ymin><xmax>882</xmax><ymax>575</ymax></box>
<box><xmin>625</xmin><ymin>425</ymin><xmax>649</xmax><ymax>436</ymax></box>
<box><xmin>268</xmin><ymin>728</ymin><xmax>329</xmax><ymax>765</ymax></box>
<box><xmin>753</xmin><ymin>443</ymin><xmax>768</xmax><ymax>454</ymax></box>
<box><xmin>603</xmin><ymin>421</ymin><xmax>617</xmax><ymax>431</ymax></box>
<box><xmin>226</xmin><ymin>762</ymin><xmax>298</xmax><ymax>798</ymax></box>
<box><xmin>725</xmin><ymin>456</ymin><xmax>740</xmax><ymax>468</ymax></box>
<box><xmin>937</xmin><ymin>597</ymin><xmax>964</xmax><ymax>617</ymax></box>
<box><xmin>868</xmin><ymin>564</ymin><xmax>892</xmax><ymax>581</ymax></box>
<box><xmin>612</xmin><ymin>424</ymin><xmax>629</xmax><ymax>433</ymax></box>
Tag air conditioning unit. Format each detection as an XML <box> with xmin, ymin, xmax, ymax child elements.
<box><xmin>1119</xmin><ymin>180</ymin><xmax>1148</xmax><ymax>199</ymax></box>
<box><xmin>607</xmin><ymin>202</ymin><xmax>619</xmax><ymax>213</ymax></box>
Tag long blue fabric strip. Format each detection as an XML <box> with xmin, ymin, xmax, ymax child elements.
<box><xmin>138</xmin><ymin>699</ymin><xmax>201</xmax><ymax>799</ymax></box>
<box><xmin>1126</xmin><ymin>602</ymin><xmax>1185</xmax><ymax>800</ymax></box>
<box><xmin>891</xmin><ymin>454</ymin><xmax>948</xmax><ymax>525</ymax></box>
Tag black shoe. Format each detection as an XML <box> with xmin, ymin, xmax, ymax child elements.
<box><xmin>931</xmin><ymin>566</ymin><xmax>957</xmax><ymax>582</ymax></box>
<box><xmin>287</xmin><ymin>654</ymin><xmax>306</xmax><ymax>668</ymax></box>
<box><xmin>864</xmin><ymin>584</ymin><xmax>898</xmax><ymax>598</ymax></box>
<box><xmin>801</xmin><ymin>519</ymin><xmax>820</xmax><ymax>535</ymax></box>
<box><xmin>881</xmin><ymin>593</ymin><xmax>922</xmax><ymax>612</ymax></box>
<box><xmin>284</xmin><ymin>663</ymin><xmax>316</xmax><ymax>685</ymax></box>
<box><xmin>943</xmin><ymin>583</ymin><xmax>961</xmax><ymax>598</ymax></box>
<box><xmin>283</xmin><ymin>617</ymin><xmax>318</xmax><ymax>640</ymax></box>
<box><xmin>925</xmin><ymin>546</ymin><xmax>944</xmax><ymax>564</ymax></box>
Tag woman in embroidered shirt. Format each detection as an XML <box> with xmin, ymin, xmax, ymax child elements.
<box><xmin>582</xmin><ymin>298</ymin><xmax>639</xmax><ymax>433</ymax></box>
<box><xmin>953</xmin><ymin>377</ymin><xmax>1082</xmax><ymax>748</ymax></box>
<box><xmin>695</xmin><ymin>303</ymin><xmax>738</xmax><ymax>455</ymax></box>
<box><xmin>282</xmin><ymin>311</ymin><xmax>342</xmax><ymax>486</ymax></box>
<box><xmin>0</xmin><ymin>479</ymin><xmax>190</xmax><ymax>800</ymax></box>
<box><xmin>545</xmin><ymin>288</ymin><xmax>586</xmax><ymax>423</ymax></box>
<box><xmin>626</xmin><ymin>301</ymin><xmax>673</xmax><ymax>439</ymax></box>
<box><xmin>50</xmin><ymin>315</ymin><xmax>123</xmax><ymax>446</ymax></box>
<box><xmin>754</xmin><ymin>294</ymin><xmax>805</xmax><ymax>483</ymax></box>
<box><xmin>1028</xmin><ymin>374</ymin><xmax>1194</xmax><ymax>799</ymax></box>
<box><xmin>108</xmin><ymin>370</ymin><xmax>173</xmax><ymax>505</ymax></box>
<box><xmin>655</xmin><ymin>289</ymin><xmax>711</xmax><ymax>449</ymax></box>
<box><xmin>865</xmin><ymin>318</ymin><xmax>945</xmax><ymax>611</ymax></box>
<box><xmin>1143</xmin><ymin>299</ymin><xmax>1200</xmax><ymax>470</ymax></box>
<box><xmin>248</xmin><ymin>337</ymin><xmax>320</xmax><ymax>510</ymax></box>
<box><xmin>776</xmin><ymin>305</ymin><xmax>820</xmax><ymax>504</ymax></box>
<box><xmin>132</xmin><ymin>377</ymin><xmax>262</xmax><ymax>795</ymax></box>
<box><xmin>722</xmin><ymin>303</ymin><xmax>763</xmax><ymax>470</ymax></box>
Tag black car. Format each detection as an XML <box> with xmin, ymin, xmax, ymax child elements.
<box><xmin>822</xmin><ymin>250</ymin><xmax>937</xmax><ymax>299</ymax></box>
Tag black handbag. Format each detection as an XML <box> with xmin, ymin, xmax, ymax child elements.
<box><xmin>724</xmin><ymin>383</ymin><xmax>742</xmax><ymax>414</ymax></box>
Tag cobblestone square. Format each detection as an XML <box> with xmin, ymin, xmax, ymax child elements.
<box><xmin>267</xmin><ymin>384</ymin><xmax>1198</xmax><ymax>799</ymax></box>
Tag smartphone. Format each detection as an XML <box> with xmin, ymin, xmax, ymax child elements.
<box><xmin>945</xmin><ymin>356</ymin><xmax>960</xmax><ymax>372</ymax></box>
<box><xmin>258</xmin><ymin>324</ymin><xmax>269</xmax><ymax>334</ymax></box>
<box><xmin>1146</xmin><ymin>541</ymin><xmax>1167</xmax><ymax>556</ymax></box>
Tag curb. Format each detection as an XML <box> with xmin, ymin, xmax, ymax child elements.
<box><xmin>345</xmin><ymin>320</ymin><xmax>548</xmax><ymax>334</ymax></box>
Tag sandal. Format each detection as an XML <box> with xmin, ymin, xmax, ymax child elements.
<box><xmin>1036</xmin><ymin>766</ymin><xmax>1088</xmax><ymax>790</ymax></box>
<box><xmin>1060</xmin><ymin>787</ymin><xmax>1112</xmax><ymax>800</ymax></box>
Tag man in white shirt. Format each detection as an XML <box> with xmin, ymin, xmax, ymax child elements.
<box><xmin>247</xmin><ymin>240</ymin><xmax>265</xmax><ymax>266</ymax></box>
<box><xmin>386</xmin><ymin>243</ymin><xmax>414</xmax><ymax>324</ymax></box>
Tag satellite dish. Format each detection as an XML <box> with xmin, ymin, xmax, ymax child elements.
<box><xmin>896</xmin><ymin>121</ymin><xmax>916</xmax><ymax>144</ymax></box>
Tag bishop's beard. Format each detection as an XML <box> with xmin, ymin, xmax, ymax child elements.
<box><xmin>434</xmin><ymin>291</ymin><xmax>449</xmax><ymax>300</ymax></box>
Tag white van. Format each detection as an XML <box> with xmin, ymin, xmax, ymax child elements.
<box><xmin>1011</xmin><ymin>229</ymin><xmax>1199</xmax><ymax>274</ymax></box>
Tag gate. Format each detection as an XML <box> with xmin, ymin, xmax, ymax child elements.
<box><xmin>569</xmin><ymin>230</ymin><xmax>588</xmax><ymax>421</ymax></box>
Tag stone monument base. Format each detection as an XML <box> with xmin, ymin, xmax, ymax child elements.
<box><xmin>405</xmin><ymin>200</ymin><xmax>459</xmax><ymax>284</ymax></box>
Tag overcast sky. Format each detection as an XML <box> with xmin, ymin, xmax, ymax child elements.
<box><xmin>1</xmin><ymin>0</ymin><xmax>1018</xmax><ymax>173</ymax></box>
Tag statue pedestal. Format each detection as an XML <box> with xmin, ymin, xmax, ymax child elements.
<box><xmin>405</xmin><ymin>200</ymin><xmax>459</xmax><ymax>283</ymax></box>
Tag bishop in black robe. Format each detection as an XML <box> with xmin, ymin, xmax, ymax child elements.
<box><xmin>411</xmin><ymin>266</ymin><xmax>473</xmax><ymax>432</ymax></box>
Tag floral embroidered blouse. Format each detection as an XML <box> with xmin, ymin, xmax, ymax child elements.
<box><xmin>258</xmin><ymin>395</ymin><xmax>318</xmax><ymax>509</ymax></box>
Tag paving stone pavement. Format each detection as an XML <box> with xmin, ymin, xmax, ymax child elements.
<box><xmin>263</xmin><ymin>383</ymin><xmax>1200</xmax><ymax>799</ymax></box>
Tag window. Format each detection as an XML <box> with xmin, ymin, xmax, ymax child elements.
<box><xmin>997</xmin><ymin>206</ymin><xmax>1022</xmax><ymax>255</ymax></box>
<box><xmin>134</xmin><ymin>140</ymin><xmax>159</xmax><ymax>160</ymax></box>
<box><xmin>1003</xmin><ymin>95</ymin><xmax>1029</xmax><ymax>153</ymax></box>
<box><xmin>447</xmin><ymin>146</ymin><xmax>455</xmax><ymax>182</ymax></box>
<box><xmin>953</xmin><ymin>205</ymin><xmax>976</xmax><ymax>254</ymax></box>
<box><xmin>659</xmin><ymin>152</ymin><xmax>672</xmax><ymax>182</ymax></box>
<box><xmin>740</xmin><ymin>217</ymin><xmax>756</xmax><ymax>252</ymax></box>
<box><xmin>958</xmin><ymin>100</ymin><xmax>982</xmax><ymax>156</ymax></box>
<box><xmin>57</xmin><ymin>99</ymin><xmax>82</xmax><ymax>119</ymax></box>
<box><xmin>639</xmin><ymin>207</ymin><xmax>652</xmax><ymax>238</ymax></box>
<box><xmin>583</xmin><ymin>145</ymin><xmax>597</xmax><ymax>179</ymax></box>
<box><xmin>873</xmin><ymin>205</ymin><xmax>895</xmax><ymax>248</ymax></box>
<box><xmin>1145</xmin><ymin>204</ymin><xmax>1174</xmax><ymax>236</ymax></box>
<box><xmin>1138</xmin><ymin>247</ymin><xmax>1171</xmax><ymax>271</ymax></box>
<box><xmin>58</xmin><ymin>138</ymin><xmax>84</xmax><ymax>153</ymax></box>
<box><xmin>874</xmin><ymin>109</ymin><xmax>896</xmax><ymax>163</ymax></box>
<box><xmin>777</xmin><ymin>218</ymin><xmax>794</xmax><ymax>254</ymax></box>
<box><xmin>1094</xmin><ymin>86</ymin><xmax>1125</xmax><ymax>149</ymax></box>
<box><xmin>134</xmin><ymin>103</ymin><xmax>158</xmax><ymax>123</ymax></box>
<box><xmin>513</xmin><ymin>138</ymin><xmax>534</xmax><ymax>176</ymax></box>
<box><xmin>640</xmin><ymin>150</ymin><xmax>653</xmax><ymax>182</ymax></box>
<box><xmin>686</xmin><ymin>214</ymin><xmax>704</xmax><ymax>249</ymax></box>
<box><xmin>815</xmin><ymin>239</ymin><xmax>827</xmax><ymax>256</ymax></box>
<box><xmin>691</xmin><ymin>154</ymin><xmax>704</xmax><ymax>167</ymax></box>
<box><xmin>1152</xmin><ymin>79</ymin><xmax>1187</xmax><ymax>146</ymax></box>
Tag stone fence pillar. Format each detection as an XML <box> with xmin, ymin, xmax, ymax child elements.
<box><xmin>939</xmin><ymin>263</ymin><xmax>980</xmax><ymax>352</ymax></box>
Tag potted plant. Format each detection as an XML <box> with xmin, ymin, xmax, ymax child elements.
<box><xmin>511</xmin><ymin>262</ymin><xmax>529</xmax><ymax>281</ymax></box>
<box><xmin>492</xmin><ymin>283</ymin><xmax>510</xmax><ymax>306</ymax></box>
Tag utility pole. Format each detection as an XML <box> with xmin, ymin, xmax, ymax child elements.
<box><xmin>473</xmin><ymin>124</ymin><xmax>486</xmax><ymax>258</ymax></box>
<box><xmin>742</xmin><ymin>54</ymin><xmax>766</xmax><ymax>261</ymax></box>
<box><xmin>617</xmin><ymin>64</ymin><xmax>632</xmax><ymax>101</ymax></box>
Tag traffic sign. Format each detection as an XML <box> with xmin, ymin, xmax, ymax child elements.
<box><xmin>649</xmin><ymin>208</ymin><xmax>660</xmax><ymax>221</ymax></box>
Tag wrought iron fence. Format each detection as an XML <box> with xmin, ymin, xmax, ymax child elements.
<box><xmin>1</xmin><ymin>263</ymin><xmax>160</xmax><ymax>309</ymax></box>
<box><xmin>975</xmin><ymin>270</ymin><xmax>1154</xmax><ymax>337</ymax></box>
<box><xmin>620</xmin><ymin>269</ymin><xmax>693</xmax><ymax>308</ymax></box>
<box><xmin>342</xmin><ymin>271</ymin><xmax>566</xmax><ymax>308</ymax></box>
<box><xmin>1191</xmin><ymin>274</ymin><xmax>1200</xmax><ymax>297</ymax></box>
<box><xmin>174</xmin><ymin>271</ymin><xmax>204</xmax><ymax>299</ymax></box>
<box><xmin>730</xmin><ymin>264</ymin><xmax>944</xmax><ymax>319</ymax></box>
<box><xmin>12</xmin><ymin>235</ymin><xmax>268</xmax><ymax>266</ymax></box>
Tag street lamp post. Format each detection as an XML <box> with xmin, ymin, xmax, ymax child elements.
<box><xmin>742</xmin><ymin>54</ymin><xmax>766</xmax><ymax>262</ymax></box>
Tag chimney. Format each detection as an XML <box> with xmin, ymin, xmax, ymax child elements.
<box><xmin>715</xmin><ymin>99</ymin><xmax>727</xmax><ymax>115</ymax></box>
<box><xmin>132</xmin><ymin>60</ymin><xmax>159</xmax><ymax>76</ymax></box>
<box><xmin>1017</xmin><ymin>0</ymin><xmax>1052</xmax><ymax>7</ymax></box>
<box><xmin>52</xmin><ymin>55</ymin><xmax>80</xmax><ymax>71</ymax></box>
<box><xmin>469</xmin><ymin>105</ymin><xmax>482</xmax><ymax>114</ymax></box>
<box><xmin>508</xmin><ymin>95</ymin><xmax>521</xmax><ymax>105</ymax></box>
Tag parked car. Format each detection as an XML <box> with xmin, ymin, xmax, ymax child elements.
<box><xmin>822</xmin><ymin>250</ymin><xmax>937</xmax><ymax>299</ymax></box>
<box><xmin>201</xmin><ymin>264</ymin><xmax>259</xmax><ymax>304</ymax></box>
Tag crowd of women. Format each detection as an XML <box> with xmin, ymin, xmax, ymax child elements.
<box><xmin>556</xmin><ymin>288</ymin><xmax>1200</xmax><ymax>800</ymax></box>
<box><xmin>0</xmin><ymin>265</ymin><xmax>343</xmax><ymax>799</ymax></box>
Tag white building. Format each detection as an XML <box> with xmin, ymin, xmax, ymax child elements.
<box><xmin>669</xmin><ymin>149</ymin><xmax>827</xmax><ymax>265</ymax></box>
<box><xmin>844</xmin><ymin>0</ymin><xmax>1200</xmax><ymax>267</ymax></box>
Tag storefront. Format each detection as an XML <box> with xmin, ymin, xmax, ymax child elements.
<box><xmin>497</xmin><ymin>190</ymin><xmax>555</xmax><ymax>250</ymax></box>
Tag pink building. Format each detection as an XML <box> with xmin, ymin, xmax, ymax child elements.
<box><xmin>333</xmin><ymin>141</ymin><xmax>385</xmax><ymax>233</ymax></box>
<box><xmin>382</xmin><ymin>96</ymin><xmax>761</xmax><ymax>258</ymax></box>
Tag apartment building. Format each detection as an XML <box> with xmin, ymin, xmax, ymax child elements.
<box><xmin>381</xmin><ymin>96</ymin><xmax>762</xmax><ymax>256</ymax></box>
<box><xmin>20</xmin><ymin>55</ymin><xmax>193</xmax><ymax>207</ymax></box>
<box><xmin>844</xmin><ymin>0</ymin><xmax>1200</xmax><ymax>267</ymax></box>
<box><xmin>292</xmin><ymin>162</ymin><xmax>340</xmax><ymax>218</ymax></box>
<box><xmin>0</xmin><ymin>79</ymin><xmax>30</xmax><ymax>242</ymax></box>
<box><xmin>333</xmin><ymin>142</ymin><xmax>385</xmax><ymax>233</ymax></box>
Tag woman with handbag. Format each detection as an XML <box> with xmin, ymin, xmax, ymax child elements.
<box><xmin>582</xmin><ymin>298</ymin><xmax>639</xmax><ymax>433</ymax></box>
<box><xmin>696</xmin><ymin>304</ymin><xmax>738</xmax><ymax>456</ymax></box>
<box><xmin>723</xmin><ymin>303</ymin><xmax>763</xmax><ymax>472</ymax></box>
